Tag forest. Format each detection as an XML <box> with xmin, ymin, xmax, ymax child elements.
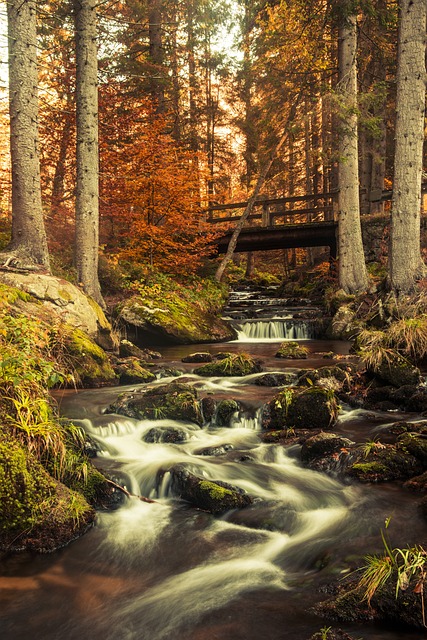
<box><xmin>0</xmin><ymin>2</ymin><xmax>426</xmax><ymax>640</ymax></box>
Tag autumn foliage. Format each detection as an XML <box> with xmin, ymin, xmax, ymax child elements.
<box><xmin>99</xmin><ymin>84</ymin><xmax>219</xmax><ymax>275</ymax></box>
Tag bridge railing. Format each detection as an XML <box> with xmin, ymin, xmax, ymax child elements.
<box><xmin>207</xmin><ymin>192</ymin><xmax>336</xmax><ymax>227</ymax></box>
<box><xmin>208</xmin><ymin>184</ymin><xmax>427</xmax><ymax>228</ymax></box>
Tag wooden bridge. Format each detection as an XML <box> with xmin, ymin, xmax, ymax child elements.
<box><xmin>209</xmin><ymin>191</ymin><xmax>338</xmax><ymax>256</ymax></box>
<box><xmin>209</xmin><ymin>187</ymin><xmax>427</xmax><ymax>256</ymax></box>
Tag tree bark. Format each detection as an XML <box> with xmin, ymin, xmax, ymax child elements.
<box><xmin>74</xmin><ymin>0</ymin><xmax>104</xmax><ymax>307</ymax></box>
<box><xmin>337</xmin><ymin>10</ymin><xmax>368</xmax><ymax>293</ymax></box>
<box><xmin>6</xmin><ymin>0</ymin><xmax>50</xmax><ymax>269</ymax></box>
<box><xmin>389</xmin><ymin>0</ymin><xmax>426</xmax><ymax>293</ymax></box>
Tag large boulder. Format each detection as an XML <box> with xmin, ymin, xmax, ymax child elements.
<box><xmin>262</xmin><ymin>387</ymin><xmax>340</xmax><ymax>431</ymax></box>
<box><xmin>106</xmin><ymin>381</ymin><xmax>204</xmax><ymax>425</ymax></box>
<box><xmin>118</xmin><ymin>296</ymin><xmax>237</xmax><ymax>345</ymax></box>
<box><xmin>169</xmin><ymin>464</ymin><xmax>252</xmax><ymax>514</ymax></box>
<box><xmin>0</xmin><ymin>272</ymin><xmax>115</xmax><ymax>350</ymax></box>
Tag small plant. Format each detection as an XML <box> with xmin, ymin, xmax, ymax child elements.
<box><xmin>361</xmin><ymin>438</ymin><xmax>386</xmax><ymax>458</ymax></box>
<box><xmin>357</xmin><ymin>520</ymin><xmax>427</xmax><ymax>627</ymax></box>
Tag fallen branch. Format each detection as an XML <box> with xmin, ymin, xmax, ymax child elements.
<box><xmin>105</xmin><ymin>478</ymin><xmax>157</xmax><ymax>504</ymax></box>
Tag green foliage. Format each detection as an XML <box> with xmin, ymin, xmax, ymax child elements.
<box><xmin>195</xmin><ymin>352</ymin><xmax>261</xmax><ymax>377</ymax></box>
<box><xmin>275</xmin><ymin>341</ymin><xmax>309</xmax><ymax>359</ymax></box>
<box><xmin>357</xmin><ymin>521</ymin><xmax>427</xmax><ymax>625</ymax></box>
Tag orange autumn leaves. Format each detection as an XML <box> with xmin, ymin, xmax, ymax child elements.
<box><xmin>99</xmin><ymin>86</ymin><xmax>219</xmax><ymax>275</ymax></box>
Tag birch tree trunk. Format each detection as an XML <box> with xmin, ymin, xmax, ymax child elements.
<box><xmin>74</xmin><ymin>0</ymin><xmax>104</xmax><ymax>306</ymax></box>
<box><xmin>389</xmin><ymin>0</ymin><xmax>426</xmax><ymax>293</ymax></box>
<box><xmin>6</xmin><ymin>0</ymin><xmax>50</xmax><ymax>269</ymax></box>
<box><xmin>337</xmin><ymin>10</ymin><xmax>368</xmax><ymax>293</ymax></box>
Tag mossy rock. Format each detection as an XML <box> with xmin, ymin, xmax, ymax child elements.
<box><xmin>182</xmin><ymin>352</ymin><xmax>213</xmax><ymax>363</ymax></box>
<box><xmin>119</xmin><ymin>292</ymin><xmax>237</xmax><ymax>345</ymax></box>
<box><xmin>113</xmin><ymin>359</ymin><xmax>156</xmax><ymax>385</ymax></box>
<box><xmin>169</xmin><ymin>464</ymin><xmax>252</xmax><ymax>514</ymax></box>
<box><xmin>0</xmin><ymin>435</ymin><xmax>95</xmax><ymax>552</ymax></box>
<box><xmin>314</xmin><ymin>574</ymin><xmax>427</xmax><ymax>631</ymax></box>
<box><xmin>348</xmin><ymin>444</ymin><xmax>423</xmax><ymax>482</ymax></box>
<box><xmin>215</xmin><ymin>399</ymin><xmax>240</xmax><ymax>427</ymax></box>
<box><xmin>301</xmin><ymin>432</ymin><xmax>354</xmax><ymax>464</ymax></box>
<box><xmin>275</xmin><ymin>341</ymin><xmax>309</xmax><ymax>359</ymax></box>
<box><xmin>254</xmin><ymin>372</ymin><xmax>298</xmax><ymax>387</ymax></box>
<box><xmin>397</xmin><ymin>432</ymin><xmax>427</xmax><ymax>466</ymax></box>
<box><xmin>263</xmin><ymin>386</ymin><xmax>340</xmax><ymax>431</ymax></box>
<box><xmin>376</xmin><ymin>354</ymin><xmax>421</xmax><ymax>388</ymax></box>
<box><xmin>298</xmin><ymin>364</ymin><xmax>356</xmax><ymax>391</ymax></box>
<box><xmin>194</xmin><ymin>353</ymin><xmax>262</xmax><ymax>377</ymax></box>
<box><xmin>143</xmin><ymin>426</ymin><xmax>189</xmax><ymax>444</ymax></box>
<box><xmin>106</xmin><ymin>381</ymin><xmax>203</xmax><ymax>425</ymax></box>
<box><xmin>66</xmin><ymin>327</ymin><xmax>116</xmax><ymax>386</ymax></box>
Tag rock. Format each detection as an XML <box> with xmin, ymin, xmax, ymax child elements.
<box><xmin>376</xmin><ymin>355</ymin><xmax>421</xmax><ymax>387</ymax></box>
<box><xmin>119</xmin><ymin>296</ymin><xmax>237</xmax><ymax>345</ymax></box>
<box><xmin>113</xmin><ymin>359</ymin><xmax>157</xmax><ymax>385</ymax></box>
<box><xmin>301</xmin><ymin>432</ymin><xmax>355</xmax><ymax>464</ymax></box>
<box><xmin>397</xmin><ymin>432</ymin><xmax>427</xmax><ymax>466</ymax></box>
<box><xmin>215</xmin><ymin>399</ymin><xmax>240</xmax><ymax>427</ymax></box>
<box><xmin>263</xmin><ymin>387</ymin><xmax>339</xmax><ymax>431</ymax></box>
<box><xmin>328</xmin><ymin>304</ymin><xmax>358</xmax><ymax>340</ymax></box>
<box><xmin>254</xmin><ymin>372</ymin><xmax>297</xmax><ymax>387</ymax></box>
<box><xmin>66</xmin><ymin>328</ymin><xmax>116</xmax><ymax>387</ymax></box>
<box><xmin>200</xmin><ymin>396</ymin><xmax>216</xmax><ymax>422</ymax></box>
<box><xmin>106</xmin><ymin>381</ymin><xmax>203</xmax><ymax>425</ymax></box>
<box><xmin>404</xmin><ymin>471</ymin><xmax>427</xmax><ymax>492</ymax></box>
<box><xmin>0</xmin><ymin>272</ymin><xmax>115</xmax><ymax>350</ymax></box>
<box><xmin>182</xmin><ymin>352</ymin><xmax>213</xmax><ymax>363</ymax></box>
<box><xmin>348</xmin><ymin>444</ymin><xmax>423</xmax><ymax>482</ymax></box>
<box><xmin>194</xmin><ymin>444</ymin><xmax>234</xmax><ymax>456</ymax></box>
<box><xmin>275</xmin><ymin>341</ymin><xmax>308</xmax><ymax>359</ymax></box>
<box><xmin>155</xmin><ymin>368</ymin><xmax>183</xmax><ymax>379</ymax></box>
<box><xmin>143</xmin><ymin>427</ymin><xmax>189</xmax><ymax>444</ymax></box>
<box><xmin>118</xmin><ymin>339</ymin><xmax>161</xmax><ymax>360</ymax></box>
<box><xmin>169</xmin><ymin>464</ymin><xmax>252</xmax><ymax>514</ymax></box>
<box><xmin>194</xmin><ymin>353</ymin><xmax>262</xmax><ymax>377</ymax></box>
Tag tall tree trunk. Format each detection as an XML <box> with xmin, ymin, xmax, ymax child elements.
<box><xmin>389</xmin><ymin>0</ymin><xmax>426</xmax><ymax>293</ymax></box>
<box><xmin>337</xmin><ymin>10</ymin><xmax>368</xmax><ymax>293</ymax></box>
<box><xmin>74</xmin><ymin>0</ymin><xmax>104</xmax><ymax>306</ymax></box>
<box><xmin>6</xmin><ymin>0</ymin><xmax>50</xmax><ymax>269</ymax></box>
<box><xmin>148</xmin><ymin>0</ymin><xmax>165</xmax><ymax>113</ymax></box>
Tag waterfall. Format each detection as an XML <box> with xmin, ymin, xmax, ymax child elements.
<box><xmin>235</xmin><ymin>318</ymin><xmax>312</xmax><ymax>340</ymax></box>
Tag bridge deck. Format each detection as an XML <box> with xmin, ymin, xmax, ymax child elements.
<box><xmin>215</xmin><ymin>221</ymin><xmax>338</xmax><ymax>255</ymax></box>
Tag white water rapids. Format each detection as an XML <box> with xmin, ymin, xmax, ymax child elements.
<box><xmin>56</xmin><ymin>376</ymin><xmax>366</xmax><ymax>640</ymax></box>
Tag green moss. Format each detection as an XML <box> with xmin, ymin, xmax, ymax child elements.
<box><xmin>351</xmin><ymin>462</ymin><xmax>389</xmax><ymax>475</ymax></box>
<box><xmin>199</xmin><ymin>480</ymin><xmax>235</xmax><ymax>500</ymax></box>
<box><xmin>0</xmin><ymin>282</ymin><xmax>32</xmax><ymax>309</ymax></box>
<box><xmin>58</xmin><ymin>288</ymin><xmax>73</xmax><ymax>302</ymax></box>
<box><xmin>275</xmin><ymin>341</ymin><xmax>309</xmax><ymax>359</ymax></box>
<box><xmin>67</xmin><ymin>328</ymin><xmax>116</xmax><ymax>384</ymax></box>
<box><xmin>86</xmin><ymin>296</ymin><xmax>111</xmax><ymax>331</ymax></box>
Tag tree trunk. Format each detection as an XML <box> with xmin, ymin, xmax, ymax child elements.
<box><xmin>6</xmin><ymin>0</ymin><xmax>50</xmax><ymax>269</ymax></box>
<box><xmin>337</xmin><ymin>11</ymin><xmax>368</xmax><ymax>293</ymax></box>
<box><xmin>389</xmin><ymin>0</ymin><xmax>426</xmax><ymax>293</ymax></box>
<box><xmin>148</xmin><ymin>0</ymin><xmax>165</xmax><ymax>113</ymax></box>
<box><xmin>74</xmin><ymin>0</ymin><xmax>104</xmax><ymax>306</ymax></box>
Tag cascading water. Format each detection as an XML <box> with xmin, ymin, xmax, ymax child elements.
<box><xmin>0</xmin><ymin>345</ymin><xmax>424</xmax><ymax>640</ymax></box>
<box><xmin>58</xmin><ymin>389</ymin><xmax>364</xmax><ymax>640</ymax></box>
<box><xmin>235</xmin><ymin>318</ymin><xmax>312</xmax><ymax>340</ymax></box>
<box><xmin>223</xmin><ymin>286</ymin><xmax>322</xmax><ymax>341</ymax></box>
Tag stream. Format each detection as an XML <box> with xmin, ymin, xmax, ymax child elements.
<box><xmin>0</xmin><ymin>290</ymin><xmax>425</xmax><ymax>640</ymax></box>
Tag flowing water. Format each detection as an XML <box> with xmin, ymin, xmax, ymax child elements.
<box><xmin>0</xmin><ymin>294</ymin><xmax>425</xmax><ymax>640</ymax></box>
